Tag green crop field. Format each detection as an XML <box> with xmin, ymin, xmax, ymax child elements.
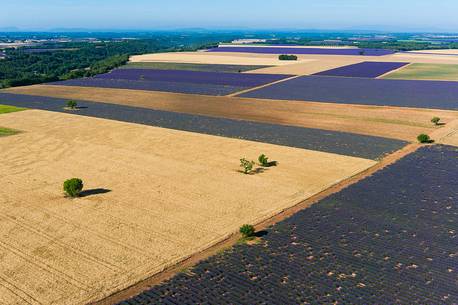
<box><xmin>0</xmin><ymin>104</ymin><xmax>26</xmax><ymax>114</ymax></box>
<box><xmin>0</xmin><ymin>105</ymin><xmax>25</xmax><ymax>137</ymax></box>
<box><xmin>383</xmin><ymin>63</ymin><xmax>458</xmax><ymax>81</ymax></box>
<box><xmin>0</xmin><ymin>127</ymin><xmax>19</xmax><ymax>137</ymax></box>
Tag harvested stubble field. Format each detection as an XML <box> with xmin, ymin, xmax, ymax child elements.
<box><xmin>407</xmin><ymin>49</ymin><xmax>458</xmax><ymax>55</ymax></box>
<box><xmin>122</xmin><ymin>145</ymin><xmax>458</xmax><ymax>305</ymax></box>
<box><xmin>383</xmin><ymin>63</ymin><xmax>458</xmax><ymax>81</ymax></box>
<box><xmin>0</xmin><ymin>109</ymin><xmax>376</xmax><ymax>305</ymax></box>
<box><xmin>4</xmin><ymin>85</ymin><xmax>457</xmax><ymax>142</ymax></box>
<box><xmin>121</xmin><ymin>62</ymin><xmax>271</xmax><ymax>73</ymax></box>
<box><xmin>0</xmin><ymin>92</ymin><xmax>406</xmax><ymax>159</ymax></box>
<box><xmin>130</xmin><ymin>52</ymin><xmax>303</xmax><ymax>66</ymax></box>
<box><xmin>240</xmin><ymin>75</ymin><xmax>458</xmax><ymax>110</ymax></box>
<box><xmin>248</xmin><ymin>52</ymin><xmax>458</xmax><ymax>75</ymax></box>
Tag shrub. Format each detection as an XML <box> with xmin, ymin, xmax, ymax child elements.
<box><xmin>258</xmin><ymin>154</ymin><xmax>269</xmax><ymax>167</ymax></box>
<box><xmin>66</xmin><ymin>100</ymin><xmax>77</xmax><ymax>109</ymax></box>
<box><xmin>239</xmin><ymin>224</ymin><xmax>256</xmax><ymax>238</ymax></box>
<box><xmin>63</xmin><ymin>178</ymin><xmax>84</xmax><ymax>197</ymax></box>
<box><xmin>417</xmin><ymin>134</ymin><xmax>432</xmax><ymax>143</ymax></box>
<box><xmin>240</xmin><ymin>158</ymin><xmax>255</xmax><ymax>174</ymax></box>
<box><xmin>431</xmin><ymin>117</ymin><xmax>441</xmax><ymax>125</ymax></box>
<box><xmin>279</xmin><ymin>54</ymin><xmax>298</xmax><ymax>61</ymax></box>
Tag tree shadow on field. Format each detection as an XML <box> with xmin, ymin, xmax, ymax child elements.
<box><xmin>237</xmin><ymin>168</ymin><xmax>269</xmax><ymax>175</ymax></box>
<box><xmin>80</xmin><ymin>188</ymin><xmax>111</xmax><ymax>197</ymax></box>
<box><xmin>254</xmin><ymin>230</ymin><xmax>268</xmax><ymax>238</ymax></box>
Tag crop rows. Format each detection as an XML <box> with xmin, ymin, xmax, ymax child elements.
<box><xmin>121</xmin><ymin>62</ymin><xmax>271</xmax><ymax>73</ymax></box>
<box><xmin>0</xmin><ymin>92</ymin><xmax>406</xmax><ymax>159</ymax></box>
<box><xmin>94</xmin><ymin>69</ymin><xmax>292</xmax><ymax>87</ymax></box>
<box><xmin>240</xmin><ymin>75</ymin><xmax>458</xmax><ymax>110</ymax></box>
<box><xmin>120</xmin><ymin>145</ymin><xmax>458</xmax><ymax>305</ymax></box>
<box><xmin>51</xmin><ymin>69</ymin><xmax>291</xmax><ymax>96</ymax></box>
<box><xmin>50</xmin><ymin>78</ymin><xmax>245</xmax><ymax>96</ymax></box>
<box><xmin>207</xmin><ymin>47</ymin><xmax>395</xmax><ymax>56</ymax></box>
<box><xmin>314</xmin><ymin>61</ymin><xmax>409</xmax><ymax>78</ymax></box>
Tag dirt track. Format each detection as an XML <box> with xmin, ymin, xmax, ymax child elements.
<box><xmin>0</xmin><ymin>110</ymin><xmax>375</xmax><ymax>305</ymax></box>
<box><xmin>4</xmin><ymin>85</ymin><xmax>457</xmax><ymax>141</ymax></box>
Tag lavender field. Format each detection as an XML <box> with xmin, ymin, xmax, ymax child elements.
<box><xmin>240</xmin><ymin>76</ymin><xmax>458</xmax><ymax>109</ymax></box>
<box><xmin>207</xmin><ymin>47</ymin><xmax>395</xmax><ymax>56</ymax></box>
<box><xmin>50</xmin><ymin>78</ymin><xmax>245</xmax><ymax>96</ymax></box>
<box><xmin>95</xmin><ymin>69</ymin><xmax>292</xmax><ymax>87</ymax></box>
<box><xmin>314</xmin><ymin>62</ymin><xmax>409</xmax><ymax>78</ymax></box>
<box><xmin>50</xmin><ymin>69</ymin><xmax>294</xmax><ymax>95</ymax></box>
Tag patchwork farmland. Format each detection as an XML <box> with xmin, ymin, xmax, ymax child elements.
<box><xmin>0</xmin><ymin>44</ymin><xmax>457</xmax><ymax>305</ymax></box>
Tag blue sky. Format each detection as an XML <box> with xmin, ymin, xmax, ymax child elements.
<box><xmin>1</xmin><ymin>0</ymin><xmax>458</xmax><ymax>32</ymax></box>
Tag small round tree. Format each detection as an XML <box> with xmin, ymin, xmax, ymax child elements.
<box><xmin>417</xmin><ymin>134</ymin><xmax>431</xmax><ymax>144</ymax></box>
<box><xmin>239</xmin><ymin>224</ymin><xmax>256</xmax><ymax>238</ymax></box>
<box><xmin>63</xmin><ymin>178</ymin><xmax>84</xmax><ymax>197</ymax></box>
<box><xmin>258</xmin><ymin>154</ymin><xmax>269</xmax><ymax>167</ymax></box>
<box><xmin>66</xmin><ymin>100</ymin><xmax>77</xmax><ymax>110</ymax></box>
<box><xmin>431</xmin><ymin>117</ymin><xmax>441</xmax><ymax>125</ymax></box>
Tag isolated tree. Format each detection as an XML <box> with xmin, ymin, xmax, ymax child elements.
<box><xmin>63</xmin><ymin>178</ymin><xmax>84</xmax><ymax>197</ymax></box>
<box><xmin>417</xmin><ymin>134</ymin><xmax>432</xmax><ymax>144</ymax></box>
<box><xmin>258</xmin><ymin>154</ymin><xmax>269</xmax><ymax>167</ymax></box>
<box><xmin>66</xmin><ymin>100</ymin><xmax>77</xmax><ymax>109</ymax></box>
<box><xmin>431</xmin><ymin>117</ymin><xmax>441</xmax><ymax>125</ymax></box>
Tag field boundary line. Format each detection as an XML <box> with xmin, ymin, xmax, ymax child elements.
<box><xmin>91</xmin><ymin>143</ymin><xmax>420</xmax><ymax>305</ymax></box>
<box><xmin>226</xmin><ymin>75</ymin><xmax>302</xmax><ymax>97</ymax></box>
<box><xmin>376</xmin><ymin>62</ymin><xmax>413</xmax><ymax>79</ymax></box>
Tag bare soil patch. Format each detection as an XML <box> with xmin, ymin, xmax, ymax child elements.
<box><xmin>0</xmin><ymin>110</ymin><xmax>375</xmax><ymax>305</ymax></box>
<box><xmin>5</xmin><ymin>85</ymin><xmax>458</xmax><ymax>142</ymax></box>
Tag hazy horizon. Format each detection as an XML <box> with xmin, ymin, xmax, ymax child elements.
<box><xmin>2</xmin><ymin>0</ymin><xmax>458</xmax><ymax>33</ymax></box>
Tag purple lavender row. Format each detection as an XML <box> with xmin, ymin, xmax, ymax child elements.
<box><xmin>94</xmin><ymin>69</ymin><xmax>292</xmax><ymax>87</ymax></box>
<box><xmin>314</xmin><ymin>62</ymin><xmax>410</xmax><ymax>78</ymax></box>
<box><xmin>50</xmin><ymin>78</ymin><xmax>245</xmax><ymax>96</ymax></box>
<box><xmin>207</xmin><ymin>47</ymin><xmax>395</xmax><ymax>56</ymax></box>
<box><xmin>240</xmin><ymin>76</ymin><xmax>458</xmax><ymax>110</ymax></box>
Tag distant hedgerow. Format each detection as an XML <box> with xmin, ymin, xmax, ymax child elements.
<box><xmin>63</xmin><ymin>178</ymin><xmax>84</xmax><ymax>197</ymax></box>
<box><xmin>279</xmin><ymin>54</ymin><xmax>298</xmax><ymax>61</ymax></box>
